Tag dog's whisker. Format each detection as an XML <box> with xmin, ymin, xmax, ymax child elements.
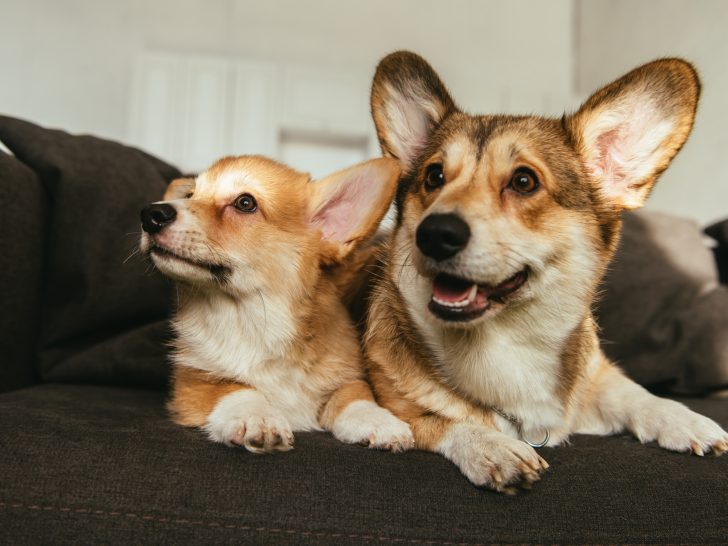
<box><xmin>255</xmin><ymin>288</ymin><xmax>268</xmax><ymax>332</ymax></box>
<box><xmin>396</xmin><ymin>251</ymin><xmax>414</xmax><ymax>288</ymax></box>
<box><xmin>122</xmin><ymin>248</ymin><xmax>141</xmax><ymax>265</ymax></box>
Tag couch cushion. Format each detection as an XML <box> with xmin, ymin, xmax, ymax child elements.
<box><xmin>0</xmin><ymin>117</ymin><xmax>180</xmax><ymax>389</ymax></box>
<box><xmin>0</xmin><ymin>151</ymin><xmax>45</xmax><ymax>392</ymax></box>
<box><xmin>597</xmin><ymin>210</ymin><xmax>728</xmax><ymax>393</ymax></box>
<box><xmin>0</xmin><ymin>384</ymin><xmax>726</xmax><ymax>545</ymax></box>
<box><xmin>706</xmin><ymin>217</ymin><xmax>728</xmax><ymax>283</ymax></box>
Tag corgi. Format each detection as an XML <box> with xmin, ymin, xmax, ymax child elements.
<box><xmin>364</xmin><ymin>51</ymin><xmax>728</xmax><ymax>493</ymax></box>
<box><xmin>139</xmin><ymin>155</ymin><xmax>414</xmax><ymax>453</ymax></box>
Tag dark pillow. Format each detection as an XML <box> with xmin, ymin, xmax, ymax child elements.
<box><xmin>0</xmin><ymin>116</ymin><xmax>180</xmax><ymax>389</ymax></box>
<box><xmin>0</xmin><ymin>151</ymin><xmax>45</xmax><ymax>392</ymax></box>
<box><xmin>705</xmin><ymin>218</ymin><xmax>728</xmax><ymax>283</ymax></box>
<box><xmin>596</xmin><ymin>210</ymin><xmax>728</xmax><ymax>394</ymax></box>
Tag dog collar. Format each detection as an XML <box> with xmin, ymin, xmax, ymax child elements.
<box><xmin>492</xmin><ymin>407</ymin><xmax>550</xmax><ymax>448</ymax></box>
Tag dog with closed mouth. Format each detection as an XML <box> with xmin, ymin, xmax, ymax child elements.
<box><xmin>364</xmin><ymin>51</ymin><xmax>728</xmax><ymax>493</ymax></box>
<box><xmin>140</xmin><ymin>155</ymin><xmax>414</xmax><ymax>453</ymax></box>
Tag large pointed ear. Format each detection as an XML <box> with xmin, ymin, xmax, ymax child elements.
<box><xmin>308</xmin><ymin>158</ymin><xmax>400</xmax><ymax>263</ymax></box>
<box><xmin>566</xmin><ymin>58</ymin><xmax>700</xmax><ymax>210</ymax></box>
<box><xmin>371</xmin><ymin>51</ymin><xmax>457</xmax><ymax>171</ymax></box>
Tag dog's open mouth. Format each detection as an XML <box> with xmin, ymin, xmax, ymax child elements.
<box><xmin>428</xmin><ymin>269</ymin><xmax>529</xmax><ymax>322</ymax></box>
<box><xmin>150</xmin><ymin>245</ymin><xmax>229</xmax><ymax>278</ymax></box>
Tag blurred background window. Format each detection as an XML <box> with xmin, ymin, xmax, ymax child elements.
<box><xmin>1</xmin><ymin>0</ymin><xmax>725</xmax><ymax>223</ymax></box>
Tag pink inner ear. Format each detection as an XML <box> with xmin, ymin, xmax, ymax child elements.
<box><xmin>591</xmin><ymin>126</ymin><xmax>640</xmax><ymax>204</ymax></box>
<box><xmin>310</xmin><ymin>173</ymin><xmax>370</xmax><ymax>244</ymax></box>
<box><xmin>593</xmin><ymin>127</ymin><xmax>628</xmax><ymax>182</ymax></box>
<box><xmin>312</xmin><ymin>195</ymin><xmax>361</xmax><ymax>243</ymax></box>
<box><xmin>586</xmin><ymin>100</ymin><xmax>674</xmax><ymax>205</ymax></box>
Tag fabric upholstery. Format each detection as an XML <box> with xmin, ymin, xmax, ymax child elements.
<box><xmin>0</xmin><ymin>151</ymin><xmax>45</xmax><ymax>392</ymax></box>
<box><xmin>706</xmin><ymin>218</ymin><xmax>728</xmax><ymax>283</ymax></box>
<box><xmin>1</xmin><ymin>384</ymin><xmax>726</xmax><ymax>545</ymax></box>
<box><xmin>0</xmin><ymin>117</ymin><xmax>179</xmax><ymax>388</ymax></box>
<box><xmin>597</xmin><ymin>210</ymin><xmax>728</xmax><ymax>393</ymax></box>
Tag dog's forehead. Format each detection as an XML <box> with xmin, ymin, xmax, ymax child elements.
<box><xmin>440</xmin><ymin>116</ymin><xmax>563</xmax><ymax>163</ymax></box>
<box><xmin>435</xmin><ymin>115</ymin><xmax>585</xmax><ymax>197</ymax></box>
<box><xmin>195</xmin><ymin>156</ymin><xmax>305</xmax><ymax>199</ymax></box>
<box><xmin>196</xmin><ymin>167</ymin><xmax>265</xmax><ymax>198</ymax></box>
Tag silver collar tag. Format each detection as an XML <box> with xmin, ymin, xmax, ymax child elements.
<box><xmin>521</xmin><ymin>428</ymin><xmax>550</xmax><ymax>448</ymax></box>
<box><xmin>492</xmin><ymin>406</ymin><xmax>550</xmax><ymax>448</ymax></box>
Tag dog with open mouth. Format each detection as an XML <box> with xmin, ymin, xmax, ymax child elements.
<box><xmin>364</xmin><ymin>51</ymin><xmax>728</xmax><ymax>493</ymax></box>
<box><xmin>139</xmin><ymin>155</ymin><xmax>414</xmax><ymax>453</ymax></box>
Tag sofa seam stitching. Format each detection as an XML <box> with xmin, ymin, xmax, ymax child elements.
<box><xmin>2</xmin><ymin>500</ymin><xmax>724</xmax><ymax>545</ymax></box>
<box><xmin>0</xmin><ymin>501</ymin><xmax>491</xmax><ymax>545</ymax></box>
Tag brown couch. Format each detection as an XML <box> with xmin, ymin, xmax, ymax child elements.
<box><xmin>1</xmin><ymin>116</ymin><xmax>726</xmax><ymax>545</ymax></box>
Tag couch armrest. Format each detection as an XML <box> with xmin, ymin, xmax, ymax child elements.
<box><xmin>0</xmin><ymin>150</ymin><xmax>45</xmax><ymax>392</ymax></box>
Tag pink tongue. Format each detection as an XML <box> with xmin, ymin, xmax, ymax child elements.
<box><xmin>432</xmin><ymin>276</ymin><xmax>474</xmax><ymax>303</ymax></box>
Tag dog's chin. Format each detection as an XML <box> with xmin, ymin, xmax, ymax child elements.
<box><xmin>149</xmin><ymin>246</ymin><xmax>229</xmax><ymax>284</ymax></box>
<box><xmin>424</xmin><ymin>268</ymin><xmax>529</xmax><ymax>327</ymax></box>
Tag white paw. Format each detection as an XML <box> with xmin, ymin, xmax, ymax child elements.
<box><xmin>438</xmin><ymin>423</ymin><xmax>549</xmax><ymax>494</ymax></box>
<box><xmin>204</xmin><ymin>390</ymin><xmax>294</xmax><ymax>454</ymax></box>
<box><xmin>631</xmin><ymin>398</ymin><xmax>728</xmax><ymax>456</ymax></box>
<box><xmin>331</xmin><ymin>400</ymin><xmax>414</xmax><ymax>452</ymax></box>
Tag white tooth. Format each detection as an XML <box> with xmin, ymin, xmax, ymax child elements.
<box><xmin>432</xmin><ymin>283</ymin><xmax>480</xmax><ymax>310</ymax></box>
<box><xmin>433</xmin><ymin>295</ymin><xmax>471</xmax><ymax>308</ymax></box>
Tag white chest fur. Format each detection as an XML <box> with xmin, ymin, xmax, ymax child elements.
<box><xmin>173</xmin><ymin>292</ymin><xmax>324</xmax><ymax>431</ymax></box>
<box><xmin>398</xmin><ymin>263</ymin><xmax>583</xmax><ymax>444</ymax></box>
<box><xmin>434</xmin><ymin>316</ymin><xmax>569</xmax><ymax>443</ymax></box>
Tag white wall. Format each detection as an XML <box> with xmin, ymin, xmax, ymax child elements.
<box><xmin>3</xmin><ymin>1</ymin><xmax>724</xmax><ymax>223</ymax></box>
<box><xmin>0</xmin><ymin>0</ymin><xmax>575</xmax><ymax>144</ymax></box>
<box><xmin>577</xmin><ymin>0</ymin><xmax>728</xmax><ymax>225</ymax></box>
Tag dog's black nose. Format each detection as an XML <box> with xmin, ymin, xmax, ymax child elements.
<box><xmin>416</xmin><ymin>213</ymin><xmax>471</xmax><ymax>261</ymax></box>
<box><xmin>140</xmin><ymin>203</ymin><xmax>177</xmax><ymax>234</ymax></box>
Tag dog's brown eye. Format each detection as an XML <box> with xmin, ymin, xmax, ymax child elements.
<box><xmin>424</xmin><ymin>164</ymin><xmax>445</xmax><ymax>192</ymax></box>
<box><xmin>184</xmin><ymin>192</ymin><xmax>193</xmax><ymax>199</ymax></box>
<box><xmin>509</xmin><ymin>169</ymin><xmax>539</xmax><ymax>195</ymax></box>
<box><xmin>234</xmin><ymin>193</ymin><xmax>257</xmax><ymax>213</ymax></box>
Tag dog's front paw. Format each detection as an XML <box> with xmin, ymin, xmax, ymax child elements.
<box><xmin>631</xmin><ymin>398</ymin><xmax>728</xmax><ymax>456</ymax></box>
<box><xmin>438</xmin><ymin>423</ymin><xmax>549</xmax><ymax>494</ymax></box>
<box><xmin>205</xmin><ymin>390</ymin><xmax>294</xmax><ymax>454</ymax></box>
<box><xmin>331</xmin><ymin>400</ymin><xmax>414</xmax><ymax>452</ymax></box>
<box><xmin>228</xmin><ymin>413</ymin><xmax>294</xmax><ymax>454</ymax></box>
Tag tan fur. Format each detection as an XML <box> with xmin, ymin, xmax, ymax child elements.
<box><xmin>408</xmin><ymin>415</ymin><xmax>452</xmax><ymax>451</ymax></box>
<box><xmin>168</xmin><ymin>366</ymin><xmax>250</xmax><ymax>427</ymax></box>
<box><xmin>365</xmin><ymin>51</ymin><xmax>726</xmax><ymax>492</ymax></box>
<box><xmin>163</xmin><ymin>177</ymin><xmax>195</xmax><ymax>201</ymax></box>
<box><xmin>319</xmin><ymin>379</ymin><xmax>375</xmax><ymax>429</ymax></box>
<box><xmin>140</xmin><ymin>155</ymin><xmax>413</xmax><ymax>452</ymax></box>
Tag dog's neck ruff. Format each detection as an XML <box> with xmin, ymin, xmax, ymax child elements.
<box><xmin>391</xmin><ymin>265</ymin><xmax>585</xmax><ymax>444</ymax></box>
<box><xmin>175</xmin><ymin>286</ymin><xmax>298</xmax><ymax>366</ymax></box>
<box><xmin>384</xmin><ymin>281</ymin><xmax>554</xmax><ymax>448</ymax></box>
